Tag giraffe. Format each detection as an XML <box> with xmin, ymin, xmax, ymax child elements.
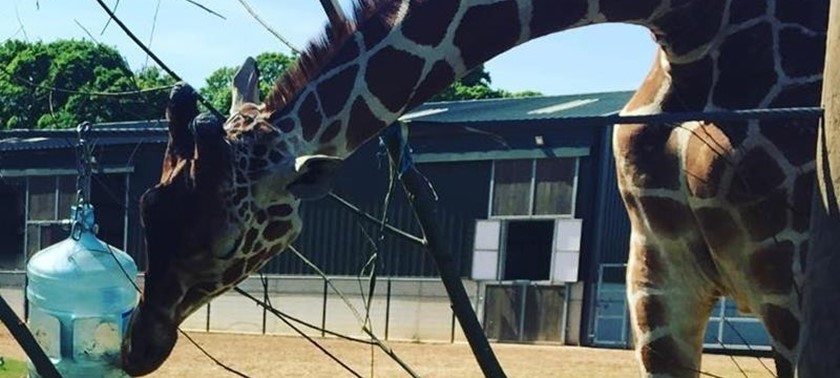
<box><xmin>121</xmin><ymin>0</ymin><xmax>828</xmax><ymax>376</ymax></box>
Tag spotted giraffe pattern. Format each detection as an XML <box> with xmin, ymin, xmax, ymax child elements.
<box><xmin>123</xmin><ymin>0</ymin><xmax>828</xmax><ymax>376</ymax></box>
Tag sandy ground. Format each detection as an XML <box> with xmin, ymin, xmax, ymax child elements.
<box><xmin>0</xmin><ymin>329</ymin><xmax>778</xmax><ymax>377</ymax></box>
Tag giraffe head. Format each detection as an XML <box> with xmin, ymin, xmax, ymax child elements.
<box><xmin>121</xmin><ymin>59</ymin><xmax>343</xmax><ymax>376</ymax></box>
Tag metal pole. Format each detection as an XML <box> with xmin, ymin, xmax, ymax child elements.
<box><xmin>801</xmin><ymin>0</ymin><xmax>840</xmax><ymax>375</ymax></box>
<box><xmin>385</xmin><ymin>279</ymin><xmax>391</xmax><ymax>340</ymax></box>
<box><xmin>321</xmin><ymin>278</ymin><xmax>328</xmax><ymax>338</ymax></box>
<box><xmin>0</xmin><ymin>293</ymin><xmax>62</xmax><ymax>378</ymax></box>
<box><xmin>517</xmin><ymin>282</ymin><xmax>527</xmax><ymax>342</ymax></box>
<box><xmin>382</xmin><ymin>125</ymin><xmax>507</xmax><ymax>378</ymax></box>
<box><xmin>205</xmin><ymin>303</ymin><xmax>211</xmax><ymax>332</ymax></box>
<box><xmin>262</xmin><ymin>282</ymin><xmax>268</xmax><ymax>335</ymax></box>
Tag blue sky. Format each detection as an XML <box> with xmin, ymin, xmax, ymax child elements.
<box><xmin>2</xmin><ymin>0</ymin><xmax>658</xmax><ymax>96</ymax></box>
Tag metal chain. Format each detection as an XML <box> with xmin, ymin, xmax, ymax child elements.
<box><xmin>72</xmin><ymin>121</ymin><xmax>94</xmax><ymax>239</ymax></box>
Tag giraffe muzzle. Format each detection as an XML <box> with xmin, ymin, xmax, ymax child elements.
<box><xmin>121</xmin><ymin>304</ymin><xmax>178</xmax><ymax>376</ymax></box>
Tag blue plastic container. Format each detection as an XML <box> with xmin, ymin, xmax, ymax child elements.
<box><xmin>26</xmin><ymin>205</ymin><xmax>138</xmax><ymax>377</ymax></box>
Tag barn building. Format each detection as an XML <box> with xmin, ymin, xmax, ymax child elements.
<box><xmin>0</xmin><ymin>91</ymin><xmax>769</xmax><ymax>350</ymax></box>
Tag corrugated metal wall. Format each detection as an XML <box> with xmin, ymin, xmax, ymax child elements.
<box><xmin>267</xmin><ymin>141</ymin><xmax>491</xmax><ymax>277</ymax></box>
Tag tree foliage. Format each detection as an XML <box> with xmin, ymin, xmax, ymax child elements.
<box><xmin>200</xmin><ymin>52</ymin><xmax>296</xmax><ymax>114</ymax></box>
<box><xmin>0</xmin><ymin>39</ymin><xmax>174</xmax><ymax>130</ymax></box>
<box><xmin>429</xmin><ymin>64</ymin><xmax>542</xmax><ymax>102</ymax></box>
<box><xmin>0</xmin><ymin>42</ymin><xmax>541</xmax><ymax>130</ymax></box>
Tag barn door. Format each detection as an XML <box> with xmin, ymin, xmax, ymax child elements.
<box><xmin>550</xmin><ymin>218</ymin><xmax>582</xmax><ymax>282</ymax></box>
<box><xmin>471</xmin><ymin>220</ymin><xmax>502</xmax><ymax>280</ymax></box>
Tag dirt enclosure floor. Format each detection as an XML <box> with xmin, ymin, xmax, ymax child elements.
<box><xmin>0</xmin><ymin>329</ymin><xmax>777</xmax><ymax>377</ymax></box>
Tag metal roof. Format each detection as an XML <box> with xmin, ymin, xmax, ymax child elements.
<box><xmin>0</xmin><ymin>120</ymin><xmax>168</xmax><ymax>152</ymax></box>
<box><xmin>400</xmin><ymin>90</ymin><xmax>634</xmax><ymax>123</ymax></box>
<box><xmin>0</xmin><ymin>91</ymin><xmax>635</xmax><ymax>152</ymax></box>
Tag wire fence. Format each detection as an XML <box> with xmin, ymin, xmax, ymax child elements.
<box><xmin>0</xmin><ymin>273</ymin><xmax>478</xmax><ymax>345</ymax></box>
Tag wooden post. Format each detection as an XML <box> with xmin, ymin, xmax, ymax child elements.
<box><xmin>799</xmin><ymin>0</ymin><xmax>840</xmax><ymax>376</ymax></box>
<box><xmin>382</xmin><ymin>125</ymin><xmax>507</xmax><ymax>378</ymax></box>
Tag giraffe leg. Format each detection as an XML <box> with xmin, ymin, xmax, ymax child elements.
<box><xmin>627</xmin><ymin>235</ymin><xmax>717</xmax><ymax>378</ymax></box>
<box><xmin>772</xmin><ymin>348</ymin><xmax>793</xmax><ymax>378</ymax></box>
<box><xmin>756</xmin><ymin>302</ymin><xmax>799</xmax><ymax>378</ymax></box>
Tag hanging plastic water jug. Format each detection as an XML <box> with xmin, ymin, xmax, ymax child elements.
<box><xmin>26</xmin><ymin>204</ymin><xmax>139</xmax><ymax>377</ymax></box>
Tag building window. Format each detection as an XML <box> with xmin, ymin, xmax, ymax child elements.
<box><xmin>490</xmin><ymin>158</ymin><xmax>578</xmax><ymax>217</ymax></box>
<box><xmin>0</xmin><ymin>173</ymin><xmax>129</xmax><ymax>270</ymax></box>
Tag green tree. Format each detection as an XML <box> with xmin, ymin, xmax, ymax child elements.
<box><xmin>430</xmin><ymin>64</ymin><xmax>542</xmax><ymax>102</ymax></box>
<box><xmin>0</xmin><ymin>39</ymin><xmax>174</xmax><ymax>130</ymax></box>
<box><xmin>201</xmin><ymin>52</ymin><xmax>296</xmax><ymax>113</ymax></box>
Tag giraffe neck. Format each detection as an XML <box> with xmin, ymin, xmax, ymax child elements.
<box><xmin>265</xmin><ymin>0</ymin><xmax>685</xmax><ymax>159</ymax></box>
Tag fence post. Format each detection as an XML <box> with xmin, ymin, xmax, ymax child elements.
<box><xmin>321</xmin><ymin>278</ymin><xmax>328</xmax><ymax>338</ymax></box>
<box><xmin>800</xmin><ymin>1</ymin><xmax>840</xmax><ymax>375</ymax></box>
<box><xmin>205</xmin><ymin>303</ymin><xmax>211</xmax><ymax>332</ymax></box>
<box><xmin>385</xmin><ymin>279</ymin><xmax>392</xmax><ymax>340</ymax></box>
<box><xmin>262</xmin><ymin>280</ymin><xmax>268</xmax><ymax>335</ymax></box>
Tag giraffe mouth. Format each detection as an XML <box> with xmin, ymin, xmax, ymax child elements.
<box><xmin>121</xmin><ymin>303</ymin><xmax>178</xmax><ymax>376</ymax></box>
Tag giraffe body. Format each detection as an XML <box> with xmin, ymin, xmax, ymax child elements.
<box><xmin>123</xmin><ymin>1</ymin><xmax>828</xmax><ymax>376</ymax></box>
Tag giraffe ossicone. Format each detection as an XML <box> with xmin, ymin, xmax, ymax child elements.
<box><xmin>122</xmin><ymin>0</ymin><xmax>827</xmax><ymax>377</ymax></box>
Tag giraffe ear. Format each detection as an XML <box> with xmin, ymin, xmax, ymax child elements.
<box><xmin>230</xmin><ymin>57</ymin><xmax>260</xmax><ymax>116</ymax></box>
<box><xmin>286</xmin><ymin>155</ymin><xmax>343</xmax><ymax>200</ymax></box>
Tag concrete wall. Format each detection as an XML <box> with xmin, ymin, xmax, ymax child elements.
<box><xmin>4</xmin><ymin>273</ymin><xmax>586</xmax><ymax>345</ymax></box>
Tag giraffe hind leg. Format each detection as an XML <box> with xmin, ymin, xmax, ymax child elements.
<box><xmin>756</xmin><ymin>302</ymin><xmax>799</xmax><ymax>378</ymax></box>
<box><xmin>628</xmin><ymin>238</ymin><xmax>718</xmax><ymax>378</ymax></box>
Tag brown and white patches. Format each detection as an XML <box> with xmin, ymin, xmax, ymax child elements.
<box><xmin>407</xmin><ymin>60</ymin><xmax>455</xmax><ymax>109</ymax></box>
<box><xmin>614</xmin><ymin>124</ymin><xmax>681</xmax><ymax>190</ymax></box>
<box><xmin>628</xmin><ymin>238</ymin><xmax>667</xmax><ymax>291</ymax></box>
<box><xmin>299</xmin><ymin>93</ymin><xmax>323</xmax><ymax>142</ymax></box>
<box><xmin>694</xmin><ymin>207</ymin><xmax>742</xmax><ymax>253</ymax></box>
<box><xmin>634</xmin><ymin>295</ymin><xmax>668</xmax><ymax>334</ymax></box>
<box><xmin>727</xmin><ymin>148</ymin><xmax>787</xmax><ymax>202</ymax></box>
<box><xmin>267</xmin><ymin>204</ymin><xmax>294</xmax><ymax>218</ymax></box>
<box><xmin>637</xmin><ymin>196</ymin><xmax>692</xmax><ymax>236</ymax></box>
<box><xmin>600</xmin><ymin>0</ymin><xmax>659</xmax><ymax>22</ymax></box>
<box><xmin>263</xmin><ymin>220</ymin><xmax>293</xmax><ymax>241</ymax></box>
<box><xmin>317</xmin><ymin>66</ymin><xmax>360</xmax><ymax>118</ymax></box>
<box><xmin>319</xmin><ymin>120</ymin><xmax>343</xmax><ymax>144</ymax></box>
<box><xmin>757</xmin><ymin>120</ymin><xmax>818</xmax><ymax>168</ymax></box>
<box><xmin>652</xmin><ymin>0</ymin><xmax>726</xmax><ymax>58</ymax></box>
<box><xmin>739</xmin><ymin>189</ymin><xmax>789</xmax><ymax>242</ymax></box>
<box><xmin>365</xmin><ymin>46</ymin><xmax>425</xmax><ymax>113</ymax></box>
<box><xmin>775</xmin><ymin>0</ymin><xmax>829</xmax><ymax>32</ymax></box>
<box><xmin>400</xmin><ymin>0</ymin><xmax>459</xmax><ymax>46</ymax></box>
<box><xmin>345</xmin><ymin>97</ymin><xmax>387</xmax><ymax>151</ymax></box>
<box><xmin>178</xmin><ymin>281</ymin><xmax>219</xmax><ymax>316</ymax></box>
<box><xmin>683</xmin><ymin>122</ymin><xmax>731</xmax><ymax>199</ymax></box>
<box><xmin>761</xmin><ymin>303</ymin><xmax>800</xmax><ymax>350</ymax></box>
<box><xmin>749</xmin><ymin>241</ymin><xmax>794</xmax><ymax>294</ymax></box>
<box><xmin>778</xmin><ymin>28</ymin><xmax>826</xmax><ymax>78</ymax></box>
<box><xmin>530</xmin><ymin>0</ymin><xmax>586</xmax><ymax>38</ymax></box>
<box><xmin>728</xmin><ymin>0</ymin><xmax>767</xmax><ymax>24</ymax></box>
<box><xmin>221</xmin><ymin>258</ymin><xmax>247</xmax><ymax>287</ymax></box>
<box><xmin>639</xmin><ymin>335</ymin><xmax>697</xmax><ymax>377</ymax></box>
<box><xmin>453</xmin><ymin>0</ymin><xmax>520</xmax><ymax>69</ymax></box>
<box><xmin>664</xmin><ymin>56</ymin><xmax>714</xmax><ymax>111</ymax></box>
<box><xmin>712</xmin><ymin>22</ymin><xmax>777</xmax><ymax>108</ymax></box>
